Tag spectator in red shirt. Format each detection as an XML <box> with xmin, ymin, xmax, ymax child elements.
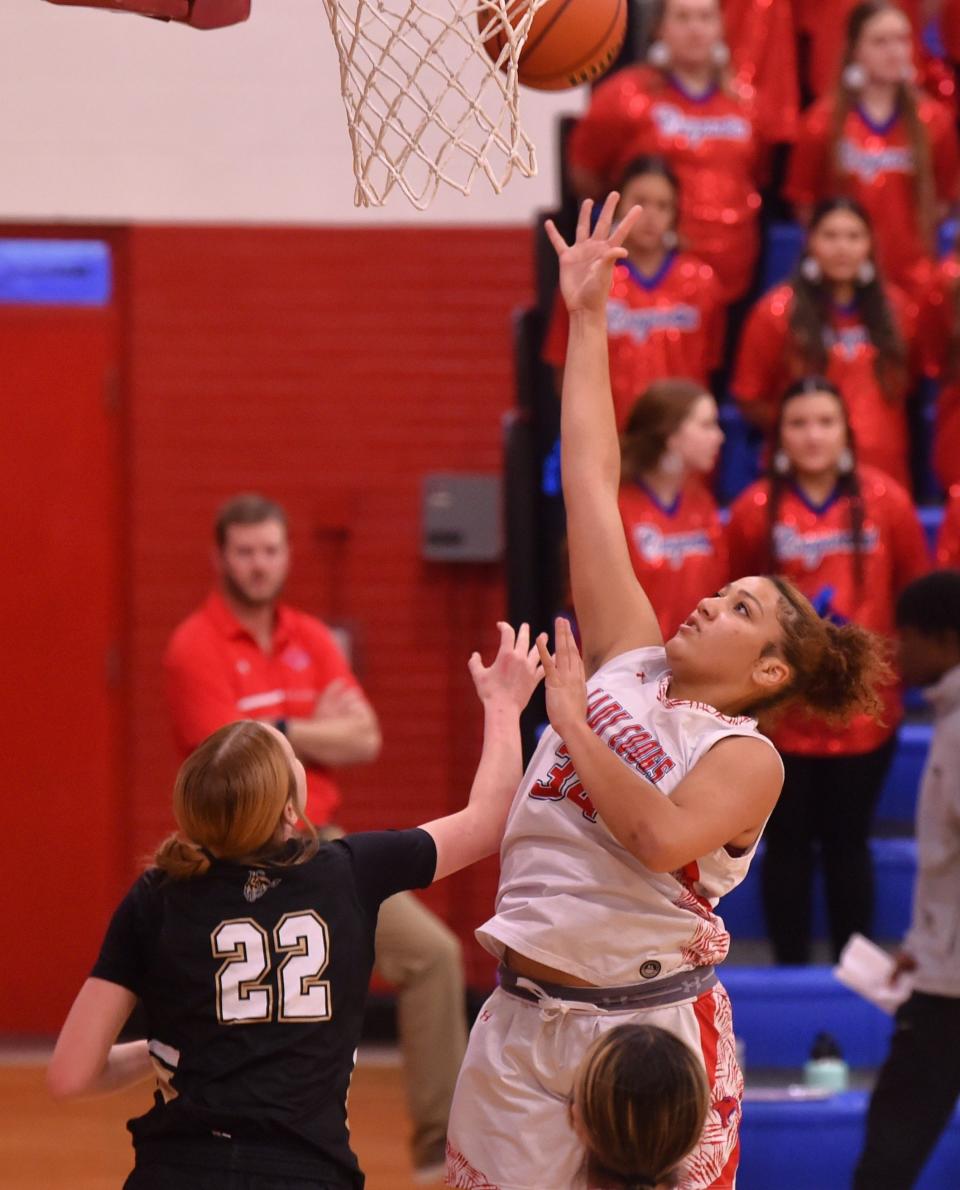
<box><xmin>566</xmin><ymin>0</ymin><xmax>763</xmax><ymax>302</ymax></box>
<box><xmin>786</xmin><ymin>1</ymin><xmax>960</xmax><ymax>304</ymax></box>
<box><xmin>542</xmin><ymin>156</ymin><xmax>724</xmax><ymax>429</ymax></box>
<box><xmin>727</xmin><ymin>377</ymin><xmax>929</xmax><ymax>962</ymax></box>
<box><xmin>163</xmin><ymin>493</ymin><xmax>464</xmax><ymax>1182</ymax></box>
<box><xmin>937</xmin><ymin>485</ymin><xmax>960</xmax><ymax>565</ymax></box>
<box><xmin>733</xmin><ymin>196</ymin><xmax>919</xmax><ymax>489</ymax></box>
<box><xmin>723</xmin><ymin>0</ymin><xmax>799</xmax><ymax>146</ymax></box>
<box><xmin>920</xmin><ymin>242</ymin><xmax>960</xmax><ymax>490</ymax></box>
<box><xmin>799</xmin><ymin>0</ymin><xmax>955</xmax><ymax>110</ymax></box>
<box><xmin>618</xmin><ymin>378</ymin><xmax>727</xmax><ymax>641</ymax></box>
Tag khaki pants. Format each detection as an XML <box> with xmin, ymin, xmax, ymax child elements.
<box><xmin>319</xmin><ymin>827</ymin><xmax>467</xmax><ymax>1167</ymax></box>
<box><xmin>376</xmin><ymin>890</ymin><xmax>468</xmax><ymax>1166</ymax></box>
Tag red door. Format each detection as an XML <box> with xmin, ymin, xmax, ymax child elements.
<box><xmin>0</xmin><ymin>254</ymin><xmax>125</xmax><ymax>1033</ymax></box>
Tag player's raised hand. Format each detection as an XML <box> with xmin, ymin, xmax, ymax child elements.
<box><xmin>544</xmin><ymin>193</ymin><xmax>642</xmax><ymax>315</ymax></box>
<box><xmin>536</xmin><ymin>617</ymin><xmax>588</xmax><ymax>737</ymax></box>
<box><xmin>468</xmin><ymin>621</ymin><xmax>544</xmax><ymax>711</ymax></box>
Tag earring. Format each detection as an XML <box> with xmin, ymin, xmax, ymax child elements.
<box><xmin>647</xmin><ymin>39</ymin><xmax>671</xmax><ymax>69</ymax></box>
<box><xmin>711</xmin><ymin>41</ymin><xmax>730</xmax><ymax>68</ymax></box>
<box><xmin>662</xmin><ymin>229</ymin><xmax>678</xmax><ymax>250</ymax></box>
<box><xmin>773</xmin><ymin>450</ymin><xmax>791</xmax><ymax>476</ymax></box>
<box><xmin>800</xmin><ymin>256</ymin><xmax>823</xmax><ymax>284</ymax></box>
<box><xmin>842</xmin><ymin>62</ymin><xmax>867</xmax><ymax>90</ymax></box>
<box><xmin>837</xmin><ymin>447</ymin><xmax>854</xmax><ymax>474</ymax></box>
<box><xmin>856</xmin><ymin>260</ymin><xmax>876</xmax><ymax>285</ymax></box>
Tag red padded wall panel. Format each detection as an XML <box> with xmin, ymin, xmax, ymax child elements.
<box><xmin>124</xmin><ymin>225</ymin><xmax>533</xmax><ymax>986</ymax></box>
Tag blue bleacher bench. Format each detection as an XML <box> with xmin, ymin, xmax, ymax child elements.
<box><xmin>723</xmin><ymin>967</ymin><xmax>893</xmax><ymax>1069</ymax></box>
<box><xmin>720</xmin><ymin>838</ymin><xmax>916</xmax><ymax>942</ymax></box>
<box><xmin>739</xmin><ymin>1091</ymin><xmax>960</xmax><ymax>1190</ymax></box>
<box><xmin>875</xmin><ymin>721</ymin><xmax>932</xmax><ymax>824</ymax></box>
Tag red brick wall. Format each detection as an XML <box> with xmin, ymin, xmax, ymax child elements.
<box><xmin>123</xmin><ymin>225</ymin><xmax>533</xmax><ymax>986</ymax></box>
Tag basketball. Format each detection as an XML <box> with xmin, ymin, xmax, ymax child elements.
<box><xmin>479</xmin><ymin>0</ymin><xmax>628</xmax><ymax>92</ymax></box>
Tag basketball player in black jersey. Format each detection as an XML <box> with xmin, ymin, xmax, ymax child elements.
<box><xmin>48</xmin><ymin>622</ymin><xmax>543</xmax><ymax>1190</ymax></box>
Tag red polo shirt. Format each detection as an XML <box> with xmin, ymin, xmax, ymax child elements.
<box><xmin>163</xmin><ymin>592</ymin><xmax>362</xmax><ymax>825</ymax></box>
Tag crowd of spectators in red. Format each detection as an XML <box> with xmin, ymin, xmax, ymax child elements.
<box><xmin>546</xmin><ymin>0</ymin><xmax>960</xmax><ymax>964</ymax></box>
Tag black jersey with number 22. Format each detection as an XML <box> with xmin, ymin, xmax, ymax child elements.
<box><xmin>92</xmin><ymin>829</ymin><xmax>437</xmax><ymax>1188</ymax></box>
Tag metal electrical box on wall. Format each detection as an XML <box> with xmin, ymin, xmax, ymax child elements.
<box><xmin>421</xmin><ymin>473</ymin><xmax>503</xmax><ymax>562</ymax></box>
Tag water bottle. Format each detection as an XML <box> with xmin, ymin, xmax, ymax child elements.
<box><xmin>803</xmin><ymin>1031</ymin><xmax>849</xmax><ymax>1093</ymax></box>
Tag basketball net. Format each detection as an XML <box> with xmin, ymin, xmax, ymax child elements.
<box><xmin>321</xmin><ymin>0</ymin><xmax>551</xmax><ymax>210</ymax></box>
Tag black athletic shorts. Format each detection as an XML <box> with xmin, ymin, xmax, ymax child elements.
<box><xmin>125</xmin><ymin>1139</ymin><xmax>360</xmax><ymax>1190</ymax></box>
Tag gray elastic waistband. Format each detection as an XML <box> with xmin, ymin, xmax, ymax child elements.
<box><xmin>499</xmin><ymin>963</ymin><xmax>717</xmax><ymax>1011</ymax></box>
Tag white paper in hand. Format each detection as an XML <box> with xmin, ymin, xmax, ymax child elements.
<box><xmin>833</xmin><ymin>933</ymin><xmax>913</xmax><ymax>1015</ymax></box>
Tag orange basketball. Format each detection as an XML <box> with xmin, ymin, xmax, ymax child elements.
<box><xmin>479</xmin><ymin>0</ymin><xmax>628</xmax><ymax>92</ymax></box>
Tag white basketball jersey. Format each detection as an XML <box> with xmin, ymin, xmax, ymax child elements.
<box><xmin>476</xmin><ymin>645</ymin><xmax>783</xmax><ymax>987</ymax></box>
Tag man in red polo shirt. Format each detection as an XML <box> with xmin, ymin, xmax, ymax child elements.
<box><xmin>163</xmin><ymin>493</ymin><xmax>465</xmax><ymax>1183</ymax></box>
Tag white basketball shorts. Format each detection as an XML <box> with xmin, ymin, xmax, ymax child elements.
<box><xmin>445</xmin><ymin>980</ymin><xmax>741</xmax><ymax>1190</ymax></box>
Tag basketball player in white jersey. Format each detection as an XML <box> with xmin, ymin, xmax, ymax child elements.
<box><xmin>444</xmin><ymin>196</ymin><xmax>892</xmax><ymax>1190</ymax></box>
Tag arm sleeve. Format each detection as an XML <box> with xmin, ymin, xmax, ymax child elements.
<box><xmin>732</xmin><ymin>295</ymin><xmax>788</xmax><ymax>408</ymax></box>
<box><xmin>931</xmin><ymin>105</ymin><xmax>960</xmax><ymax>204</ymax></box>
<box><xmin>936</xmin><ymin>494</ymin><xmax>960</xmax><ymax>567</ymax></box>
<box><xmin>338</xmin><ymin>829</ymin><xmax>438</xmax><ymax>917</ymax></box>
<box><xmin>705</xmin><ymin>272</ymin><xmax>727</xmax><ymax>372</ymax></box>
<box><xmin>566</xmin><ymin>71</ymin><xmax>650</xmax><ymax>183</ymax></box>
<box><xmin>163</xmin><ymin>633</ymin><xmax>240</xmax><ymax>753</ymax></box>
<box><xmin>784</xmin><ymin>109</ymin><xmax>829</xmax><ymax>209</ymax></box>
<box><xmin>726</xmin><ymin>492</ymin><xmax>769</xmax><ymax>580</ymax></box>
<box><xmin>920</xmin><ymin>267</ymin><xmax>953</xmax><ymax>379</ymax></box>
<box><xmin>90</xmin><ymin>873</ymin><xmax>161</xmax><ymax>997</ymax></box>
<box><xmin>890</xmin><ymin>286</ymin><xmax>923</xmax><ymax>379</ymax></box>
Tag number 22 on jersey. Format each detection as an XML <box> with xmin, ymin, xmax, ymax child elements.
<box><xmin>211</xmin><ymin>910</ymin><xmax>332</xmax><ymax>1024</ymax></box>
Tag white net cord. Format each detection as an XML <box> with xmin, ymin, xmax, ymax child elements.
<box><xmin>321</xmin><ymin>0</ymin><xmax>551</xmax><ymax>209</ymax></box>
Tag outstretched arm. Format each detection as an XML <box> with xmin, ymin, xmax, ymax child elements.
<box><xmin>421</xmin><ymin>623</ymin><xmax>543</xmax><ymax>881</ymax></box>
<box><xmin>538</xmin><ymin>620</ymin><xmax>783</xmax><ymax>871</ymax></box>
<box><xmin>544</xmin><ymin>197</ymin><xmax>664</xmax><ymax>674</ymax></box>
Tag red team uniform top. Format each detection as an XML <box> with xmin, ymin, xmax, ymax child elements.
<box><xmin>723</xmin><ymin>0</ymin><xmax>799</xmax><ymax>144</ymax></box>
<box><xmin>786</xmin><ymin>95</ymin><xmax>960</xmax><ymax>301</ymax></box>
<box><xmin>937</xmin><ymin>486</ymin><xmax>960</xmax><ymax>566</ymax></box>
<box><xmin>542</xmin><ymin>253</ymin><xmax>724</xmax><ymax>428</ymax></box>
<box><xmin>618</xmin><ymin>478</ymin><xmax>728</xmax><ymax>641</ymax></box>
<box><xmin>164</xmin><ymin>592</ymin><xmax>363</xmax><ymax>825</ymax></box>
<box><xmin>733</xmin><ymin>282</ymin><xmax>919</xmax><ymax>488</ymax></box>
<box><xmin>920</xmin><ymin>254</ymin><xmax>960</xmax><ymax>489</ymax></box>
<box><xmin>944</xmin><ymin>0</ymin><xmax>960</xmax><ymax>63</ymax></box>
<box><xmin>566</xmin><ymin>67</ymin><xmax>762</xmax><ymax>301</ymax></box>
<box><xmin>727</xmin><ymin>467</ymin><xmax>929</xmax><ymax>755</ymax></box>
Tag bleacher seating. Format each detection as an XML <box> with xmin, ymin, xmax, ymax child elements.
<box><xmin>739</xmin><ymin>1093</ymin><xmax>960</xmax><ymax>1189</ymax></box>
<box><xmin>876</xmin><ymin>722</ymin><xmax>934</xmax><ymax>824</ymax></box>
<box><xmin>724</xmin><ymin>967</ymin><xmax>893</xmax><ymax>1068</ymax></box>
<box><xmin>721</xmin><ymin>836</ymin><xmax>916</xmax><ymax>942</ymax></box>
